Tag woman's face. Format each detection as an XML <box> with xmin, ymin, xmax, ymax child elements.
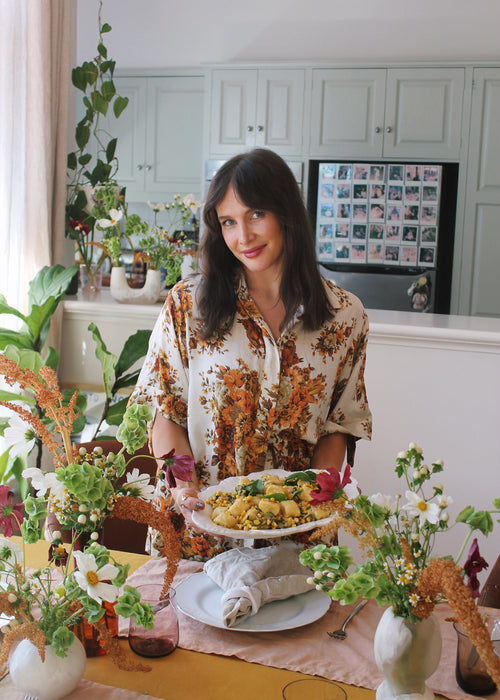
<box><xmin>216</xmin><ymin>185</ymin><xmax>284</xmax><ymax>280</ymax></box>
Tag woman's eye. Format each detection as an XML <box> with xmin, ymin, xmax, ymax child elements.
<box><xmin>251</xmin><ymin>210</ymin><xmax>265</xmax><ymax>220</ymax></box>
<box><xmin>220</xmin><ymin>218</ymin><xmax>235</xmax><ymax>227</ymax></box>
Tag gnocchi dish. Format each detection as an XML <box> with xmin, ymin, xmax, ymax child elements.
<box><xmin>206</xmin><ymin>470</ymin><xmax>330</xmax><ymax>532</ymax></box>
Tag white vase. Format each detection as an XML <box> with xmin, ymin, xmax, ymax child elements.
<box><xmin>9</xmin><ymin>636</ymin><xmax>86</xmax><ymax>700</ymax></box>
<box><xmin>374</xmin><ymin>607</ymin><xmax>442</xmax><ymax>700</ymax></box>
<box><xmin>110</xmin><ymin>266</ymin><xmax>163</xmax><ymax>304</ymax></box>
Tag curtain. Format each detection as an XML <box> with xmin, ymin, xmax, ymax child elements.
<box><xmin>0</xmin><ymin>0</ymin><xmax>71</xmax><ymax>318</ymax></box>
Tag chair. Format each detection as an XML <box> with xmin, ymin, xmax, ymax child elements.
<box><xmin>45</xmin><ymin>439</ymin><xmax>157</xmax><ymax>555</ymax></box>
<box><xmin>478</xmin><ymin>553</ymin><xmax>500</xmax><ymax>609</ymax></box>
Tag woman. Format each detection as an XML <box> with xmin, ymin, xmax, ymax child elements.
<box><xmin>130</xmin><ymin>149</ymin><xmax>372</xmax><ymax>559</ymax></box>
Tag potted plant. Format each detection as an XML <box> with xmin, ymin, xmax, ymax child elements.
<box><xmin>65</xmin><ymin>0</ymin><xmax>129</xmax><ymax>292</ymax></box>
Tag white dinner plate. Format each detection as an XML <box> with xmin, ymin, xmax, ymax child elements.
<box><xmin>191</xmin><ymin>469</ymin><xmax>332</xmax><ymax>539</ymax></box>
<box><xmin>175</xmin><ymin>572</ymin><xmax>330</xmax><ymax>632</ymax></box>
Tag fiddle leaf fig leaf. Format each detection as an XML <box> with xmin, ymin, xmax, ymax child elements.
<box><xmin>115</xmin><ymin>329</ymin><xmax>152</xmax><ymax>377</ymax></box>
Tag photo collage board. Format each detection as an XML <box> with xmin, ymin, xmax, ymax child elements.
<box><xmin>315</xmin><ymin>162</ymin><xmax>442</xmax><ymax>267</ymax></box>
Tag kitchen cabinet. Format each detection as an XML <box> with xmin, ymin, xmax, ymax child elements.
<box><xmin>208</xmin><ymin>69</ymin><xmax>305</xmax><ymax>157</ymax></box>
<box><xmin>93</xmin><ymin>75</ymin><xmax>204</xmax><ymax>202</ymax></box>
<box><xmin>460</xmin><ymin>68</ymin><xmax>500</xmax><ymax>316</ymax></box>
<box><xmin>310</xmin><ymin>67</ymin><xmax>465</xmax><ymax>160</ymax></box>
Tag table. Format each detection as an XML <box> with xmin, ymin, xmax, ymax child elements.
<box><xmin>16</xmin><ymin>539</ymin><xmax>375</xmax><ymax>700</ymax></box>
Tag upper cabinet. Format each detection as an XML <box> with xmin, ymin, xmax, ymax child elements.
<box><xmin>208</xmin><ymin>69</ymin><xmax>305</xmax><ymax>157</ymax></box>
<box><xmin>97</xmin><ymin>75</ymin><xmax>204</xmax><ymax>202</ymax></box>
<box><xmin>310</xmin><ymin>67</ymin><xmax>465</xmax><ymax>160</ymax></box>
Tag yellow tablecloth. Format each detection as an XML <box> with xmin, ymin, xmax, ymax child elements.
<box><xmin>8</xmin><ymin>539</ymin><xmax>374</xmax><ymax>700</ymax></box>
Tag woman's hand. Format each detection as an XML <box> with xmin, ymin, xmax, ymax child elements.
<box><xmin>171</xmin><ymin>485</ymin><xmax>205</xmax><ymax>531</ymax></box>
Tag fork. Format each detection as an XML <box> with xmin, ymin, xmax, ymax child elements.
<box><xmin>327</xmin><ymin>599</ymin><xmax>368</xmax><ymax>639</ymax></box>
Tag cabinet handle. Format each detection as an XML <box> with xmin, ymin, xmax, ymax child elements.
<box><xmin>247</xmin><ymin>125</ymin><xmax>254</xmax><ymax>132</ymax></box>
<box><xmin>136</xmin><ymin>164</ymin><xmax>143</xmax><ymax>171</ymax></box>
<box><xmin>257</xmin><ymin>125</ymin><xmax>264</xmax><ymax>132</ymax></box>
<box><xmin>375</xmin><ymin>126</ymin><xmax>381</xmax><ymax>134</ymax></box>
<box><xmin>386</xmin><ymin>126</ymin><xmax>393</xmax><ymax>133</ymax></box>
<box><xmin>145</xmin><ymin>165</ymin><xmax>152</xmax><ymax>171</ymax></box>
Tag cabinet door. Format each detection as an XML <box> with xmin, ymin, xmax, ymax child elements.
<box><xmin>209</xmin><ymin>70</ymin><xmax>257</xmax><ymax>155</ymax></box>
<box><xmin>310</xmin><ymin>69</ymin><xmax>386</xmax><ymax>158</ymax></box>
<box><xmin>462</xmin><ymin>68</ymin><xmax>500</xmax><ymax>317</ymax></box>
<box><xmin>255</xmin><ymin>70</ymin><xmax>305</xmax><ymax>156</ymax></box>
<box><xmin>145</xmin><ymin>77</ymin><xmax>204</xmax><ymax>199</ymax></box>
<box><xmin>383</xmin><ymin>68</ymin><xmax>465</xmax><ymax>159</ymax></box>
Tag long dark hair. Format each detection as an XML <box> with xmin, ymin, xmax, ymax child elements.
<box><xmin>198</xmin><ymin>149</ymin><xmax>332</xmax><ymax>339</ymax></box>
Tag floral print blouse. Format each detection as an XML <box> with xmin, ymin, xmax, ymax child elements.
<box><xmin>131</xmin><ymin>274</ymin><xmax>372</xmax><ymax>489</ymax></box>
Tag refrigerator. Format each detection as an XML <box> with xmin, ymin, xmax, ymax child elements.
<box><xmin>308</xmin><ymin>160</ymin><xmax>459</xmax><ymax>313</ymax></box>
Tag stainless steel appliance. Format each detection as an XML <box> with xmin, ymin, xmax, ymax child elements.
<box><xmin>308</xmin><ymin>160</ymin><xmax>459</xmax><ymax>313</ymax></box>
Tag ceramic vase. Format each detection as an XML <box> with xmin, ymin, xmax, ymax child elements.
<box><xmin>374</xmin><ymin>607</ymin><xmax>442</xmax><ymax>700</ymax></box>
<box><xmin>110</xmin><ymin>266</ymin><xmax>163</xmax><ymax>304</ymax></box>
<box><xmin>9</xmin><ymin>636</ymin><xmax>86</xmax><ymax>700</ymax></box>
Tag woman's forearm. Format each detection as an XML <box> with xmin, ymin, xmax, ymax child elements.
<box><xmin>311</xmin><ymin>432</ymin><xmax>347</xmax><ymax>470</ymax></box>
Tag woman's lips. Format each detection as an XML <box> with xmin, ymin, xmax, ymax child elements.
<box><xmin>242</xmin><ymin>245</ymin><xmax>266</xmax><ymax>258</ymax></box>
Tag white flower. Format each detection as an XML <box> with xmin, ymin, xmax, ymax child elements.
<box><xmin>23</xmin><ymin>469</ymin><xmax>66</xmax><ymax>502</ymax></box>
<box><xmin>181</xmin><ymin>194</ymin><xmax>202</xmax><ymax>213</ymax></box>
<box><xmin>0</xmin><ymin>536</ymin><xmax>22</xmax><ymax>570</ymax></box>
<box><xmin>124</xmin><ymin>468</ymin><xmax>155</xmax><ymax>501</ymax></box>
<box><xmin>368</xmin><ymin>492</ymin><xmax>397</xmax><ymax>514</ymax></box>
<box><xmin>4</xmin><ymin>414</ymin><xmax>36</xmax><ymax>457</ymax></box>
<box><xmin>436</xmin><ymin>494</ymin><xmax>453</xmax><ymax>508</ymax></box>
<box><xmin>147</xmin><ymin>201</ymin><xmax>165</xmax><ymax>212</ymax></box>
<box><xmin>73</xmin><ymin>551</ymin><xmax>119</xmax><ymax>604</ymax></box>
<box><xmin>97</xmin><ymin>209</ymin><xmax>123</xmax><ymax>228</ymax></box>
<box><xmin>403</xmin><ymin>490</ymin><xmax>440</xmax><ymax>527</ymax></box>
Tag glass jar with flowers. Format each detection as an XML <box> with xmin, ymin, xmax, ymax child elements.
<box><xmin>299</xmin><ymin>444</ymin><xmax>500</xmax><ymax>700</ymax></box>
<box><xmin>0</xmin><ymin>353</ymin><xmax>193</xmax><ymax>696</ymax></box>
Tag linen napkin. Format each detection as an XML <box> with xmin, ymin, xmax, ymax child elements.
<box><xmin>203</xmin><ymin>543</ymin><xmax>311</xmax><ymax>628</ymax></box>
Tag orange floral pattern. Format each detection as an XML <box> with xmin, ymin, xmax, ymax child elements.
<box><xmin>131</xmin><ymin>274</ymin><xmax>371</xmax><ymax>488</ymax></box>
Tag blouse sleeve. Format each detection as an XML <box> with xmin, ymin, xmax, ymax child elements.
<box><xmin>128</xmin><ymin>283</ymin><xmax>191</xmax><ymax>428</ymax></box>
<box><xmin>323</xmin><ymin>304</ymin><xmax>372</xmax><ymax>442</ymax></box>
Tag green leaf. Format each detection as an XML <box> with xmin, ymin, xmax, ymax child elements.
<box><xmin>101</xmin><ymin>80</ymin><xmax>116</xmax><ymax>101</ymax></box>
<box><xmin>92</xmin><ymin>91</ymin><xmax>108</xmax><ymax>116</ymax></box>
<box><xmin>100</xmin><ymin>59</ymin><xmax>115</xmax><ymax>75</ymax></box>
<box><xmin>71</xmin><ymin>65</ymin><xmax>88</xmax><ymax>91</ymax></box>
<box><xmin>81</xmin><ymin>61</ymin><xmax>98</xmax><ymax>87</ymax></box>
<box><xmin>115</xmin><ymin>329</ymin><xmax>152</xmax><ymax>377</ymax></box>
<box><xmin>2</xmin><ymin>345</ymin><xmax>44</xmax><ymax>374</ymax></box>
<box><xmin>0</xmin><ymin>389</ymin><xmax>35</xmax><ymax>404</ymax></box>
<box><xmin>456</xmin><ymin>505</ymin><xmax>475</xmax><ymax>523</ymax></box>
<box><xmin>106</xmin><ymin>137</ymin><xmax>117</xmax><ymax>163</ymax></box>
<box><xmin>88</xmin><ymin>159</ymin><xmax>112</xmax><ymax>186</ymax></box>
<box><xmin>78</xmin><ymin>153</ymin><xmax>92</xmax><ymax>166</ymax></box>
<box><xmin>493</xmin><ymin>497</ymin><xmax>500</xmax><ymax>509</ymax></box>
<box><xmin>284</xmin><ymin>470</ymin><xmax>317</xmax><ymax>484</ymax></box>
<box><xmin>75</xmin><ymin>122</ymin><xmax>90</xmax><ymax>150</ymax></box>
<box><xmin>261</xmin><ymin>492</ymin><xmax>287</xmax><ymax>501</ymax></box>
<box><xmin>0</xmin><ymin>294</ymin><xmax>28</xmax><ymax>324</ymax></box>
<box><xmin>105</xmin><ymin>396</ymin><xmax>129</xmax><ymax>426</ymax></box>
<box><xmin>88</xmin><ymin>322</ymin><xmax>117</xmax><ymax>399</ymax></box>
<box><xmin>241</xmin><ymin>479</ymin><xmax>265</xmax><ymax>496</ymax></box>
<box><xmin>43</xmin><ymin>346</ymin><xmax>60</xmax><ymax>371</ymax></box>
<box><xmin>101</xmin><ymin>22</ymin><xmax>112</xmax><ymax>33</ymax></box>
<box><xmin>0</xmin><ymin>329</ymin><xmax>33</xmax><ymax>351</ymax></box>
<box><xmin>113</xmin><ymin>95</ymin><xmax>129</xmax><ymax>118</ymax></box>
<box><xmin>97</xmin><ymin>42</ymin><xmax>108</xmax><ymax>59</ymax></box>
<box><xmin>67</xmin><ymin>152</ymin><xmax>77</xmax><ymax>170</ymax></box>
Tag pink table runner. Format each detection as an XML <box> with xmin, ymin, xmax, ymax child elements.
<box><xmin>121</xmin><ymin>558</ymin><xmax>500</xmax><ymax>700</ymax></box>
<box><xmin>0</xmin><ymin>676</ymin><xmax>162</xmax><ymax>699</ymax></box>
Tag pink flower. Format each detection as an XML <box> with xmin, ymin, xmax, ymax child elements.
<box><xmin>0</xmin><ymin>485</ymin><xmax>24</xmax><ymax>537</ymax></box>
<box><xmin>310</xmin><ymin>464</ymin><xmax>353</xmax><ymax>504</ymax></box>
<box><xmin>463</xmin><ymin>538</ymin><xmax>489</xmax><ymax>599</ymax></box>
<box><xmin>160</xmin><ymin>450</ymin><xmax>194</xmax><ymax>488</ymax></box>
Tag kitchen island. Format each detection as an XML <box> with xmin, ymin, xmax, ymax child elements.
<box><xmin>59</xmin><ymin>291</ymin><xmax>500</xmax><ymax>567</ymax></box>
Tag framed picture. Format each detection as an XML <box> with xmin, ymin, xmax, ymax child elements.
<box><xmin>369</xmin><ymin>224</ymin><xmax>384</xmax><ymax>240</ymax></box>
<box><xmin>353</xmin><ymin>163</ymin><xmax>369</xmax><ymax>180</ymax></box>
<box><xmin>353</xmin><ymin>183</ymin><xmax>368</xmax><ymax>200</ymax></box>
<box><xmin>351</xmin><ymin>244</ymin><xmax>366</xmax><ymax>262</ymax></box>
<box><xmin>388</xmin><ymin>164</ymin><xmax>404</xmax><ymax>181</ymax></box>
<box><xmin>368</xmin><ymin>243</ymin><xmax>383</xmax><ymax>262</ymax></box>
<box><xmin>402</xmin><ymin>226</ymin><xmax>418</xmax><ymax>243</ymax></box>
<box><xmin>419</xmin><ymin>246</ymin><xmax>436</xmax><ymax>266</ymax></box>
<box><xmin>352</xmin><ymin>224</ymin><xmax>367</xmax><ymax>240</ymax></box>
<box><xmin>335</xmin><ymin>223</ymin><xmax>350</xmax><ymax>239</ymax></box>
<box><xmin>335</xmin><ymin>243</ymin><xmax>351</xmax><ymax>261</ymax></box>
<box><xmin>385</xmin><ymin>225</ymin><xmax>401</xmax><ymax>242</ymax></box>
<box><xmin>384</xmin><ymin>245</ymin><xmax>400</xmax><ymax>264</ymax></box>
<box><xmin>401</xmin><ymin>246</ymin><xmax>418</xmax><ymax>264</ymax></box>
<box><xmin>421</xmin><ymin>226</ymin><xmax>437</xmax><ymax>244</ymax></box>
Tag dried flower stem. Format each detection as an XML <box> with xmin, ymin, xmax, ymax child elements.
<box><xmin>416</xmin><ymin>558</ymin><xmax>500</xmax><ymax>689</ymax></box>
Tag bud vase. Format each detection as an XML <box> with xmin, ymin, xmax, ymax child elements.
<box><xmin>374</xmin><ymin>607</ymin><xmax>442</xmax><ymax>700</ymax></box>
<box><xmin>79</xmin><ymin>262</ymin><xmax>102</xmax><ymax>294</ymax></box>
<box><xmin>110</xmin><ymin>266</ymin><xmax>163</xmax><ymax>304</ymax></box>
<box><xmin>9</xmin><ymin>635</ymin><xmax>86</xmax><ymax>700</ymax></box>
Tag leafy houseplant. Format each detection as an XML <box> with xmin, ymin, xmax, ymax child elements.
<box><xmin>65</xmin><ymin>1</ymin><xmax>129</xmax><ymax>279</ymax></box>
<box><xmin>299</xmin><ymin>444</ymin><xmax>500</xmax><ymax>689</ymax></box>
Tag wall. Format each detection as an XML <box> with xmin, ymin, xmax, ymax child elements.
<box><xmin>77</xmin><ymin>0</ymin><xmax>500</xmax><ymax>67</ymax></box>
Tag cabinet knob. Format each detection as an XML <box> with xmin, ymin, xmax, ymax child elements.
<box><xmin>247</xmin><ymin>125</ymin><xmax>254</xmax><ymax>132</ymax></box>
<box><xmin>257</xmin><ymin>125</ymin><xmax>264</xmax><ymax>132</ymax></box>
<box><xmin>375</xmin><ymin>126</ymin><xmax>381</xmax><ymax>134</ymax></box>
<box><xmin>386</xmin><ymin>126</ymin><xmax>393</xmax><ymax>134</ymax></box>
<box><xmin>145</xmin><ymin>165</ymin><xmax>152</xmax><ymax>171</ymax></box>
<box><xmin>136</xmin><ymin>164</ymin><xmax>143</xmax><ymax>171</ymax></box>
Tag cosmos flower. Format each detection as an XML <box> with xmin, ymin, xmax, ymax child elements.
<box><xmin>124</xmin><ymin>468</ymin><xmax>155</xmax><ymax>501</ymax></box>
<box><xmin>73</xmin><ymin>551</ymin><xmax>119</xmax><ymax>604</ymax></box>
<box><xmin>463</xmin><ymin>538</ymin><xmax>489</xmax><ymax>599</ymax></box>
<box><xmin>310</xmin><ymin>464</ymin><xmax>357</xmax><ymax>503</ymax></box>
<box><xmin>0</xmin><ymin>486</ymin><xmax>24</xmax><ymax>537</ymax></box>
<box><xmin>3</xmin><ymin>414</ymin><xmax>36</xmax><ymax>457</ymax></box>
<box><xmin>97</xmin><ymin>209</ymin><xmax>123</xmax><ymax>229</ymax></box>
<box><xmin>402</xmin><ymin>490</ymin><xmax>440</xmax><ymax>527</ymax></box>
<box><xmin>369</xmin><ymin>492</ymin><xmax>397</xmax><ymax>514</ymax></box>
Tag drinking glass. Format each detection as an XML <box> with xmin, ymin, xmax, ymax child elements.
<box><xmin>454</xmin><ymin>614</ymin><xmax>500</xmax><ymax>696</ymax></box>
<box><xmin>128</xmin><ymin>584</ymin><xmax>178</xmax><ymax>658</ymax></box>
<box><xmin>282</xmin><ymin>679</ymin><xmax>347</xmax><ymax>700</ymax></box>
